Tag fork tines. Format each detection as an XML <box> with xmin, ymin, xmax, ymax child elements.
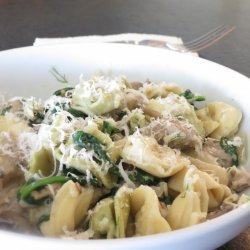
<box><xmin>184</xmin><ymin>24</ymin><xmax>235</xmax><ymax>52</ymax></box>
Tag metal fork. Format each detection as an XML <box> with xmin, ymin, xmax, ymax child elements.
<box><xmin>137</xmin><ymin>24</ymin><xmax>235</xmax><ymax>53</ymax></box>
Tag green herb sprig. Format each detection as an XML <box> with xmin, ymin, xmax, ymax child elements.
<box><xmin>72</xmin><ymin>131</ymin><xmax>111</xmax><ymax>163</ymax></box>
<box><xmin>102</xmin><ymin>121</ymin><xmax>120</xmax><ymax>136</ymax></box>
<box><xmin>50</xmin><ymin>67</ymin><xmax>68</xmax><ymax>84</ymax></box>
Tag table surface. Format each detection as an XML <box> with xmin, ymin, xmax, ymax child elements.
<box><xmin>0</xmin><ymin>0</ymin><xmax>249</xmax><ymax>249</ymax></box>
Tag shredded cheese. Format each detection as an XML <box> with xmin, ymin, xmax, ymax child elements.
<box><xmin>118</xmin><ymin>160</ymin><xmax>136</xmax><ymax>188</ymax></box>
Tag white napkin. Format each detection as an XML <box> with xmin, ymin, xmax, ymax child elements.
<box><xmin>33</xmin><ymin>33</ymin><xmax>198</xmax><ymax>56</ymax></box>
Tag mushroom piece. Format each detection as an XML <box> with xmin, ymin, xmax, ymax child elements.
<box><xmin>228</xmin><ymin>167</ymin><xmax>250</xmax><ymax>192</ymax></box>
<box><xmin>141</xmin><ymin>116</ymin><xmax>202</xmax><ymax>149</ymax></box>
<box><xmin>203</xmin><ymin>138</ymin><xmax>234</xmax><ymax>169</ymax></box>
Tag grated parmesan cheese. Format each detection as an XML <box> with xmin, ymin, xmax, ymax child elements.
<box><xmin>227</xmin><ymin>136</ymin><xmax>242</xmax><ymax>147</ymax></box>
<box><xmin>118</xmin><ymin>160</ymin><xmax>136</xmax><ymax>188</ymax></box>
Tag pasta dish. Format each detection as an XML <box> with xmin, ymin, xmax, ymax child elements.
<box><xmin>0</xmin><ymin>74</ymin><xmax>249</xmax><ymax>239</ymax></box>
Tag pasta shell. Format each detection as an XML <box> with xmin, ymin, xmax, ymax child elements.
<box><xmin>114</xmin><ymin>186</ymin><xmax>132</xmax><ymax>238</ymax></box>
<box><xmin>89</xmin><ymin>197</ymin><xmax>116</xmax><ymax>239</ymax></box>
<box><xmin>199</xmin><ymin>102</ymin><xmax>242</xmax><ymax>139</ymax></box>
<box><xmin>130</xmin><ymin>185</ymin><xmax>171</xmax><ymax>235</ymax></box>
<box><xmin>40</xmin><ymin>180</ymin><xmax>93</xmax><ymax>236</ymax></box>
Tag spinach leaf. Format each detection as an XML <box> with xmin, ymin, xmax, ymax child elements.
<box><xmin>37</xmin><ymin>215</ymin><xmax>50</xmax><ymax>228</ymax></box>
<box><xmin>17</xmin><ymin>170</ymin><xmax>102</xmax><ymax>204</ymax></box>
<box><xmin>72</xmin><ymin>131</ymin><xmax>111</xmax><ymax>163</ymax></box>
<box><xmin>117</xmin><ymin>110</ymin><xmax>127</xmax><ymax>119</ymax></box>
<box><xmin>180</xmin><ymin>89</ymin><xmax>205</xmax><ymax>102</ymax></box>
<box><xmin>53</xmin><ymin>87</ymin><xmax>74</xmax><ymax>97</ymax></box>
<box><xmin>102</xmin><ymin>121</ymin><xmax>120</xmax><ymax>135</ymax></box>
<box><xmin>72</xmin><ymin>131</ymin><xmax>122</xmax><ymax>179</ymax></box>
<box><xmin>17</xmin><ymin>176</ymin><xmax>69</xmax><ymax>201</ymax></box>
<box><xmin>67</xmin><ymin>107</ymin><xmax>86</xmax><ymax>118</ymax></box>
<box><xmin>62</xmin><ymin>165</ymin><xmax>102</xmax><ymax>187</ymax></box>
<box><xmin>220</xmin><ymin>137</ymin><xmax>239</xmax><ymax>166</ymax></box>
<box><xmin>0</xmin><ymin>105</ymin><xmax>12</xmax><ymax>116</ymax></box>
<box><xmin>129</xmin><ymin>169</ymin><xmax>160</xmax><ymax>186</ymax></box>
<box><xmin>30</xmin><ymin>111</ymin><xmax>45</xmax><ymax>124</ymax></box>
<box><xmin>159</xmin><ymin>195</ymin><xmax>173</xmax><ymax>205</ymax></box>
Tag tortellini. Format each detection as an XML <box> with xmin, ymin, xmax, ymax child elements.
<box><xmin>167</xmin><ymin>190</ymin><xmax>206</xmax><ymax>230</ymax></box>
<box><xmin>130</xmin><ymin>185</ymin><xmax>171</xmax><ymax>235</ymax></box>
<box><xmin>121</xmin><ymin>134</ymin><xmax>188</xmax><ymax>178</ymax></box>
<box><xmin>114</xmin><ymin>186</ymin><xmax>132</xmax><ymax>238</ymax></box>
<box><xmin>167</xmin><ymin>167</ymin><xmax>207</xmax><ymax>229</ymax></box>
<box><xmin>128</xmin><ymin>109</ymin><xmax>149</xmax><ymax>133</ymax></box>
<box><xmin>40</xmin><ymin>181</ymin><xmax>94</xmax><ymax>236</ymax></box>
<box><xmin>196</xmin><ymin>102</ymin><xmax>242</xmax><ymax>139</ymax></box>
<box><xmin>90</xmin><ymin>186</ymin><xmax>132</xmax><ymax>239</ymax></box>
<box><xmin>106</xmin><ymin>138</ymin><xmax>126</xmax><ymax>163</ymax></box>
<box><xmin>89</xmin><ymin>197</ymin><xmax>116</xmax><ymax>239</ymax></box>
<box><xmin>187</xmin><ymin>156</ymin><xmax>228</xmax><ymax>185</ymax></box>
<box><xmin>195</xmin><ymin>108</ymin><xmax>219</xmax><ymax>136</ymax></box>
<box><xmin>71</xmin><ymin>75</ymin><xmax>127</xmax><ymax>116</ymax></box>
<box><xmin>38</xmin><ymin>112</ymin><xmax>77</xmax><ymax>147</ymax></box>
<box><xmin>168</xmin><ymin>166</ymin><xmax>231</xmax><ymax>211</ymax></box>
<box><xmin>142</xmin><ymin>82</ymin><xmax>182</xmax><ymax>99</ymax></box>
<box><xmin>197</xmin><ymin>170</ymin><xmax>231</xmax><ymax>209</ymax></box>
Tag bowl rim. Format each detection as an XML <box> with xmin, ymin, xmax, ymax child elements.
<box><xmin>0</xmin><ymin>42</ymin><xmax>249</xmax><ymax>249</ymax></box>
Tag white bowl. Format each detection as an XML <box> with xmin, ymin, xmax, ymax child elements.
<box><xmin>0</xmin><ymin>43</ymin><xmax>249</xmax><ymax>250</ymax></box>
